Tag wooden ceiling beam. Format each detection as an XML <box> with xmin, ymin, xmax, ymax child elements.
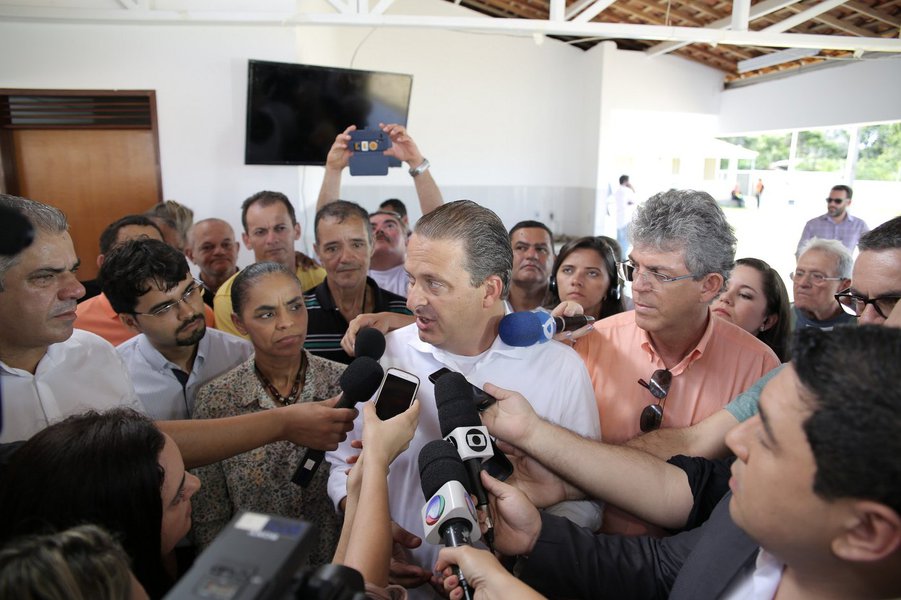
<box><xmin>814</xmin><ymin>12</ymin><xmax>883</xmax><ymax>36</ymax></box>
<box><xmin>845</xmin><ymin>0</ymin><xmax>901</xmax><ymax>26</ymax></box>
<box><xmin>645</xmin><ymin>0</ymin><xmax>804</xmax><ymax>56</ymax></box>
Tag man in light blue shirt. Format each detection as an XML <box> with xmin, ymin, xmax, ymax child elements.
<box><xmin>102</xmin><ymin>238</ymin><xmax>252</xmax><ymax>420</ymax></box>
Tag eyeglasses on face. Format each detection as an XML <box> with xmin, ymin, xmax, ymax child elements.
<box><xmin>133</xmin><ymin>279</ymin><xmax>206</xmax><ymax>318</ymax></box>
<box><xmin>834</xmin><ymin>289</ymin><xmax>901</xmax><ymax>319</ymax></box>
<box><xmin>638</xmin><ymin>369</ymin><xmax>672</xmax><ymax>433</ymax></box>
<box><xmin>826</xmin><ymin>197</ymin><xmax>846</xmax><ymax>204</ymax></box>
<box><xmin>789</xmin><ymin>269</ymin><xmax>843</xmax><ymax>287</ymax></box>
<box><xmin>617</xmin><ymin>261</ymin><xmax>694</xmax><ymax>285</ymax></box>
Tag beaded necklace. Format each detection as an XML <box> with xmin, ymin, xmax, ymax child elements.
<box><xmin>254</xmin><ymin>354</ymin><xmax>307</xmax><ymax>405</ymax></box>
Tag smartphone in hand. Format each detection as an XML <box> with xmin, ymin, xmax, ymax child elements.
<box><xmin>374</xmin><ymin>368</ymin><xmax>419</xmax><ymax>420</ymax></box>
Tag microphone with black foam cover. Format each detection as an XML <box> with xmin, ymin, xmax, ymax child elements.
<box><xmin>435</xmin><ymin>372</ymin><xmax>495</xmax><ymax>548</ymax></box>
<box><xmin>354</xmin><ymin>326</ymin><xmax>386</xmax><ymax>360</ymax></box>
<box><xmin>419</xmin><ymin>439</ymin><xmax>478</xmax><ymax>600</ymax></box>
<box><xmin>291</xmin><ymin>356</ymin><xmax>384</xmax><ymax>487</ymax></box>
<box><xmin>498</xmin><ymin>309</ymin><xmax>595</xmax><ymax>347</ymax></box>
<box><xmin>0</xmin><ymin>205</ymin><xmax>35</xmax><ymax>256</ymax></box>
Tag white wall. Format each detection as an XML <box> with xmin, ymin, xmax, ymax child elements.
<box><xmin>718</xmin><ymin>56</ymin><xmax>901</xmax><ymax>134</ymax></box>
<box><xmin>0</xmin><ymin>21</ymin><xmax>301</xmax><ymax>262</ymax></box>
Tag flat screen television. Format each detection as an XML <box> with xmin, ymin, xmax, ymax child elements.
<box><xmin>245</xmin><ymin>60</ymin><xmax>413</xmax><ymax>166</ymax></box>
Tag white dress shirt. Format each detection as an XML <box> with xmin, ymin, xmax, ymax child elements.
<box><xmin>326</xmin><ymin>320</ymin><xmax>601</xmax><ymax>598</ymax></box>
<box><xmin>0</xmin><ymin>329</ymin><xmax>143</xmax><ymax>443</ymax></box>
<box><xmin>116</xmin><ymin>328</ymin><xmax>252</xmax><ymax>420</ymax></box>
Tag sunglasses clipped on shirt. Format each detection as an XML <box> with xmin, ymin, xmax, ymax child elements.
<box><xmin>638</xmin><ymin>369</ymin><xmax>672</xmax><ymax>433</ymax></box>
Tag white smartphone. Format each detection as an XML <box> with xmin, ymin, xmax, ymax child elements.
<box><xmin>374</xmin><ymin>368</ymin><xmax>420</xmax><ymax>421</ymax></box>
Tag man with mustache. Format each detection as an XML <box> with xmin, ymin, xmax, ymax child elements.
<box><xmin>507</xmin><ymin>220</ymin><xmax>555</xmax><ymax>312</ymax></box>
<box><xmin>304</xmin><ymin>201</ymin><xmax>410</xmax><ymax>364</ymax></box>
<box><xmin>326</xmin><ymin>200</ymin><xmax>601</xmax><ymax>598</ymax></box>
<box><xmin>102</xmin><ymin>238</ymin><xmax>252</xmax><ymax>420</ymax></box>
<box><xmin>317</xmin><ymin>123</ymin><xmax>444</xmax><ymax>298</ymax></box>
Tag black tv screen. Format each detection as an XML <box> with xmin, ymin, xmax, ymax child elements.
<box><xmin>245</xmin><ymin>60</ymin><xmax>413</xmax><ymax>166</ymax></box>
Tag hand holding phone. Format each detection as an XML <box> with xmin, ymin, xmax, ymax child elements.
<box><xmin>374</xmin><ymin>368</ymin><xmax>420</xmax><ymax>421</ymax></box>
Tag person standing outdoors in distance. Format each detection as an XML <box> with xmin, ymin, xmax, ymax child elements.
<box><xmin>214</xmin><ymin>191</ymin><xmax>325</xmax><ymax>337</ymax></box>
<box><xmin>753</xmin><ymin>178</ymin><xmax>764</xmax><ymax>209</ymax></box>
<box><xmin>796</xmin><ymin>184</ymin><xmax>869</xmax><ymax>256</ymax></box>
<box><xmin>610</xmin><ymin>175</ymin><xmax>637</xmax><ymax>255</ymax></box>
<box><xmin>184</xmin><ymin>218</ymin><xmax>240</xmax><ymax>308</ymax></box>
<box><xmin>508</xmin><ymin>220</ymin><xmax>555</xmax><ymax>312</ymax></box>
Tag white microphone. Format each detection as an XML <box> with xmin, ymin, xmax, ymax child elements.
<box><xmin>418</xmin><ymin>440</ymin><xmax>480</xmax><ymax>600</ymax></box>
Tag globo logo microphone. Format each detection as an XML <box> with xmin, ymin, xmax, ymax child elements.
<box><xmin>447</xmin><ymin>428</ymin><xmax>488</xmax><ymax>453</ymax></box>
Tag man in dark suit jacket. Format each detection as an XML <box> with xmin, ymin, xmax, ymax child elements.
<box><xmin>437</xmin><ymin>326</ymin><xmax>901</xmax><ymax>599</ymax></box>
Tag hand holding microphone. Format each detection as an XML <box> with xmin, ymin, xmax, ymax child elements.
<box><xmin>498</xmin><ymin>308</ymin><xmax>595</xmax><ymax>347</ymax></box>
<box><xmin>418</xmin><ymin>440</ymin><xmax>479</xmax><ymax>600</ymax></box>
<box><xmin>291</xmin><ymin>354</ymin><xmax>384</xmax><ymax>487</ymax></box>
<box><xmin>435</xmin><ymin>373</ymin><xmax>496</xmax><ymax>549</ymax></box>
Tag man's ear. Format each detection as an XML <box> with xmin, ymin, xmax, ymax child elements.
<box><xmin>241</xmin><ymin>231</ymin><xmax>253</xmax><ymax>251</ymax></box>
<box><xmin>119</xmin><ymin>313</ymin><xmax>142</xmax><ymax>334</ymax></box>
<box><xmin>699</xmin><ymin>273</ymin><xmax>725</xmax><ymax>303</ymax></box>
<box><xmin>96</xmin><ymin>254</ymin><xmax>106</xmax><ymax>269</ymax></box>
<box><xmin>293</xmin><ymin>223</ymin><xmax>301</xmax><ymax>241</ymax></box>
<box><xmin>482</xmin><ymin>275</ymin><xmax>505</xmax><ymax>307</ymax></box>
<box><xmin>832</xmin><ymin>501</ymin><xmax>901</xmax><ymax>562</ymax></box>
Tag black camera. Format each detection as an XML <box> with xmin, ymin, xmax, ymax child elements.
<box><xmin>165</xmin><ymin>511</ymin><xmax>365</xmax><ymax>600</ymax></box>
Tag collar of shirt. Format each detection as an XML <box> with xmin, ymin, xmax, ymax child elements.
<box><xmin>135</xmin><ymin>330</ymin><xmax>207</xmax><ymax>375</ymax></box>
<box><xmin>406</xmin><ymin>302</ymin><xmax>523</xmax><ymax>369</ymax></box>
<box><xmin>638</xmin><ymin>309</ymin><xmax>716</xmax><ymax>376</ymax></box>
<box><xmin>314</xmin><ymin>276</ymin><xmax>389</xmax><ymax>312</ymax></box>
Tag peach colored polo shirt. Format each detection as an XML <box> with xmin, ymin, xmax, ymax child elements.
<box><xmin>574</xmin><ymin>309</ymin><xmax>780</xmax><ymax>536</ymax></box>
<box><xmin>575</xmin><ymin>309</ymin><xmax>779</xmax><ymax>445</ymax></box>
<box><xmin>75</xmin><ymin>292</ymin><xmax>216</xmax><ymax>347</ymax></box>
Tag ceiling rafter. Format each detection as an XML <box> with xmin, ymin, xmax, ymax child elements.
<box><xmin>1</xmin><ymin>0</ymin><xmax>899</xmax><ymax>83</ymax></box>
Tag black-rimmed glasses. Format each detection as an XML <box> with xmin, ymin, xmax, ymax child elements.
<box><xmin>133</xmin><ymin>279</ymin><xmax>206</xmax><ymax>318</ymax></box>
<box><xmin>834</xmin><ymin>289</ymin><xmax>901</xmax><ymax>319</ymax></box>
<box><xmin>638</xmin><ymin>369</ymin><xmax>672</xmax><ymax>432</ymax></box>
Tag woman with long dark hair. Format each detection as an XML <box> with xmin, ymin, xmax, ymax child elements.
<box><xmin>711</xmin><ymin>257</ymin><xmax>792</xmax><ymax>362</ymax></box>
<box><xmin>547</xmin><ymin>236</ymin><xmax>625</xmax><ymax>321</ymax></box>
<box><xmin>0</xmin><ymin>408</ymin><xmax>199</xmax><ymax>599</ymax></box>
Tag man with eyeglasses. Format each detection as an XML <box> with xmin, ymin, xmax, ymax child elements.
<box><xmin>185</xmin><ymin>218</ymin><xmax>240</xmax><ymax>308</ymax></box>
<box><xmin>796</xmin><ymin>184</ymin><xmax>869</xmax><ymax>257</ymax></box>
<box><xmin>75</xmin><ymin>215</ymin><xmax>217</xmax><ymax>346</ymax></box>
<box><xmin>103</xmin><ymin>239</ymin><xmax>252</xmax><ymax>420</ymax></box>
<box><xmin>629</xmin><ymin>216</ymin><xmax>901</xmax><ymax>465</ymax></box>
<box><xmin>572</xmin><ymin>190</ymin><xmax>779</xmax><ymax>534</ymax></box>
<box><xmin>1</xmin><ymin>194</ymin><xmax>356</xmax><ymax>468</ymax></box>
<box><xmin>791</xmin><ymin>237</ymin><xmax>854</xmax><ymax>332</ymax></box>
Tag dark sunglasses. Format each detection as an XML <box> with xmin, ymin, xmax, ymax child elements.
<box><xmin>826</xmin><ymin>197</ymin><xmax>845</xmax><ymax>204</ymax></box>
<box><xmin>638</xmin><ymin>369</ymin><xmax>672</xmax><ymax>432</ymax></box>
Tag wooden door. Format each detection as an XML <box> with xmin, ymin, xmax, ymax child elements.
<box><xmin>0</xmin><ymin>91</ymin><xmax>162</xmax><ymax>280</ymax></box>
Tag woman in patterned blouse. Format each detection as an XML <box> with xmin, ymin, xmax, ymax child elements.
<box><xmin>190</xmin><ymin>262</ymin><xmax>350</xmax><ymax>565</ymax></box>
